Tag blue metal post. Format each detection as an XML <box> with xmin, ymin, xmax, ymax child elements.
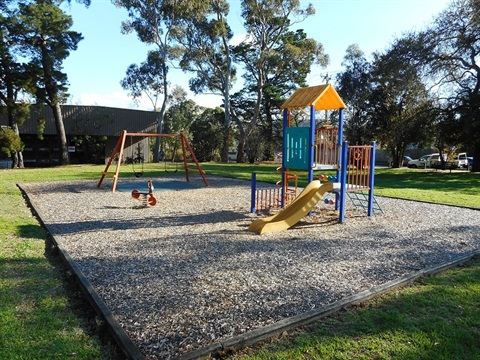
<box><xmin>367</xmin><ymin>141</ymin><xmax>376</xmax><ymax>217</ymax></box>
<box><xmin>250</xmin><ymin>172</ymin><xmax>257</xmax><ymax>213</ymax></box>
<box><xmin>281</xmin><ymin>108</ymin><xmax>289</xmax><ymax>208</ymax></box>
<box><xmin>308</xmin><ymin>105</ymin><xmax>316</xmax><ymax>184</ymax></box>
<box><xmin>339</xmin><ymin>141</ymin><xmax>348</xmax><ymax>223</ymax></box>
<box><xmin>335</xmin><ymin>108</ymin><xmax>345</xmax><ymax>210</ymax></box>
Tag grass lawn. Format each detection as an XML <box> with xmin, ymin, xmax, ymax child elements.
<box><xmin>0</xmin><ymin>165</ymin><xmax>118</xmax><ymax>359</ymax></box>
<box><xmin>1</xmin><ymin>163</ymin><xmax>479</xmax><ymax>359</ymax></box>
<box><xmin>233</xmin><ymin>258</ymin><xmax>480</xmax><ymax>360</ymax></box>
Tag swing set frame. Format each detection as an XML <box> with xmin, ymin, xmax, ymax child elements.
<box><xmin>97</xmin><ymin>130</ymin><xmax>208</xmax><ymax>192</ymax></box>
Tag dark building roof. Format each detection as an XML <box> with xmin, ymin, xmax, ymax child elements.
<box><xmin>0</xmin><ymin>105</ymin><xmax>158</xmax><ymax>136</ymax></box>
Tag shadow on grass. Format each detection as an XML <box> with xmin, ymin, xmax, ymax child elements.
<box><xmin>0</xmin><ymin>254</ymin><xmax>110</xmax><ymax>359</ymax></box>
<box><xmin>17</xmin><ymin>224</ymin><xmax>46</xmax><ymax>240</ymax></box>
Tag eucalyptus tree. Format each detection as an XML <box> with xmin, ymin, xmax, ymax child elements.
<box><xmin>336</xmin><ymin>44</ymin><xmax>373</xmax><ymax>146</ymax></box>
<box><xmin>368</xmin><ymin>43</ymin><xmax>435</xmax><ymax>168</ymax></box>
<box><xmin>16</xmin><ymin>0</ymin><xmax>83</xmax><ymax>165</ymax></box>
<box><xmin>232</xmin><ymin>0</ymin><xmax>317</xmax><ymax>162</ymax></box>
<box><xmin>114</xmin><ymin>0</ymin><xmax>211</xmax><ymax>162</ymax></box>
<box><xmin>121</xmin><ymin>50</ymin><xmax>165</xmax><ymax>114</ymax></box>
<box><xmin>176</xmin><ymin>0</ymin><xmax>234</xmax><ymax>162</ymax></box>
<box><xmin>414</xmin><ymin>0</ymin><xmax>480</xmax><ymax>172</ymax></box>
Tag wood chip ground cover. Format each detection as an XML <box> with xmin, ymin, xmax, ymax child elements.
<box><xmin>20</xmin><ymin>176</ymin><xmax>480</xmax><ymax>359</ymax></box>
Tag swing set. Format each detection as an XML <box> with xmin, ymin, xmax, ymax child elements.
<box><xmin>129</xmin><ymin>136</ymin><xmax>146</xmax><ymax>178</ymax></box>
<box><xmin>97</xmin><ymin>130</ymin><xmax>208</xmax><ymax>192</ymax></box>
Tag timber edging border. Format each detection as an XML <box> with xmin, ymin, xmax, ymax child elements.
<box><xmin>18</xmin><ymin>184</ymin><xmax>145</xmax><ymax>360</ymax></box>
<box><xmin>179</xmin><ymin>250</ymin><xmax>480</xmax><ymax>360</ymax></box>
<box><xmin>18</xmin><ymin>184</ymin><xmax>480</xmax><ymax>360</ymax></box>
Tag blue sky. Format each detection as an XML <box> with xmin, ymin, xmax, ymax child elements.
<box><xmin>61</xmin><ymin>0</ymin><xmax>452</xmax><ymax>110</ymax></box>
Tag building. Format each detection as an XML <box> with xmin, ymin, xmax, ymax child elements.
<box><xmin>0</xmin><ymin>105</ymin><xmax>158</xmax><ymax>166</ymax></box>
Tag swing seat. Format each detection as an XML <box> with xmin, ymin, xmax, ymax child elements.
<box><xmin>134</xmin><ymin>171</ymin><xmax>144</xmax><ymax>178</ymax></box>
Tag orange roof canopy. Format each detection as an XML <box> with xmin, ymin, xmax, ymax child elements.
<box><xmin>281</xmin><ymin>84</ymin><xmax>346</xmax><ymax>111</ymax></box>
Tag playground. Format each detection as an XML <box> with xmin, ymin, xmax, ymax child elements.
<box><xmin>20</xmin><ymin>174</ymin><xmax>480</xmax><ymax>359</ymax></box>
<box><xmin>17</xmin><ymin>85</ymin><xmax>480</xmax><ymax>358</ymax></box>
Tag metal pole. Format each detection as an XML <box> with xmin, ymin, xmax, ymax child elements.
<box><xmin>281</xmin><ymin>109</ymin><xmax>288</xmax><ymax>208</ymax></box>
<box><xmin>250</xmin><ymin>173</ymin><xmax>257</xmax><ymax>213</ymax></box>
<box><xmin>368</xmin><ymin>141</ymin><xmax>376</xmax><ymax>217</ymax></box>
<box><xmin>339</xmin><ymin>141</ymin><xmax>348</xmax><ymax>223</ymax></box>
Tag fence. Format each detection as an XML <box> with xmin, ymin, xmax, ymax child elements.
<box><xmin>250</xmin><ymin>173</ymin><xmax>297</xmax><ymax>213</ymax></box>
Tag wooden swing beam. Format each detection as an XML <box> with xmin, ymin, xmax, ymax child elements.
<box><xmin>97</xmin><ymin>130</ymin><xmax>208</xmax><ymax>192</ymax></box>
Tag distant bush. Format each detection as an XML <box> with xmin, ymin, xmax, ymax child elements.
<box><xmin>0</xmin><ymin>126</ymin><xmax>24</xmax><ymax>158</ymax></box>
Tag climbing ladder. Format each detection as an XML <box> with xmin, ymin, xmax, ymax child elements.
<box><xmin>346</xmin><ymin>191</ymin><xmax>383</xmax><ymax>214</ymax></box>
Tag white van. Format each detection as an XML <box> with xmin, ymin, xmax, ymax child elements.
<box><xmin>454</xmin><ymin>152</ymin><xmax>469</xmax><ymax>168</ymax></box>
<box><xmin>407</xmin><ymin>153</ymin><xmax>446</xmax><ymax>168</ymax></box>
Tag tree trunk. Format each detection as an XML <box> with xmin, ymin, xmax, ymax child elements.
<box><xmin>10</xmin><ymin>116</ymin><xmax>24</xmax><ymax>169</ymax></box>
<box><xmin>264</xmin><ymin>100</ymin><xmax>274</xmax><ymax>161</ymax></box>
<box><xmin>221</xmin><ymin>26</ymin><xmax>231</xmax><ymax>163</ymax></box>
<box><xmin>52</xmin><ymin>102</ymin><xmax>69</xmax><ymax>165</ymax></box>
<box><xmin>236</xmin><ymin>141</ymin><xmax>245</xmax><ymax>163</ymax></box>
<box><xmin>221</xmin><ymin>136</ymin><xmax>230</xmax><ymax>163</ymax></box>
<box><xmin>231</xmin><ymin>111</ymin><xmax>245</xmax><ymax>163</ymax></box>
<box><xmin>154</xmin><ymin>110</ymin><xmax>164</xmax><ymax>162</ymax></box>
<box><xmin>154</xmin><ymin>62</ymin><xmax>169</xmax><ymax>163</ymax></box>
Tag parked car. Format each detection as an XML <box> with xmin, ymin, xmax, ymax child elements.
<box><xmin>389</xmin><ymin>156</ymin><xmax>413</xmax><ymax>167</ymax></box>
<box><xmin>453</xmin><ymin>152</ymin><xmax>469</xmax><ymax>168</ymax></box>
<box><xmin>407</xmin><ymin>153</ymin><xmax>446</xmax><ymax>168</ymax></box>
<box><xmin>467</xmin><ymin>157</ymin><xmax>474</xmax><ymax>171</ymax></box>
<box><xmin>402</xmin><ymin>156</ymin><xmax>413</xmax><ymax>166</ymax></box>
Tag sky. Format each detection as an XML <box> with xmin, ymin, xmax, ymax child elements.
<box><xmin>61</xmin><ymin>0</ymin><xmax>452</xmax><ymax>111</ymax></box>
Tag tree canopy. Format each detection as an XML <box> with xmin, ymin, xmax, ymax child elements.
<box><xmin>1</xmin><ymin>0</ymin><xmax>85</xmax><ymax>166</ymax></box>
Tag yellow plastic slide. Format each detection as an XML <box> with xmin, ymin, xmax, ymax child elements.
<box><xmin>248</xmin><ymin>180</ymin><xmax>335</xmax><ymax>235</ymax></box>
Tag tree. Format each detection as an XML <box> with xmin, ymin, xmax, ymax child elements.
<box><xmin>0</xmin><ymin>126</ymin><xmax>23</xmax><ymax>160</ymax></box>
<box><xmin>336</xmin><ymin>44</ymin><xmax>373</xmax><ymax>146</ymax></box>
<box><xmin>190</xmin><ymin>107</ymin><xmax>226</xmax><ymax>162</ymax></box>
<box><xmin>16</xmin><ymin>0</ymin><xmax>83</xmax><ymax>165</ymax></box>
<box><xmin>233</xmin><ymin>0</ymin><xmax>316</xmax><ymax>162</ymax></box>
<box><xmin>121</xmin><ymin>50</ymin><xmax>166</xmax><ymax>154</ymax></box>
<box><xmin>368</xmin><ymin>43</ymin><xmax>435</xmax><ymax>168</ymax></box>
<box><xmin>114</xmin><ymin>0</ymin><xmax>211</xmax><ymax>162</ymax></box>
<box><xmin>260</xmin><ymin>29</ymin><xmax>328</xmax><ymax>160</ymax></box>
<box><xmin>177</xmin><ymin>0</ymin><xmax>234</xmax><ymax>162</ymax></box>
<box><xmin>0</xmin><ymin>6</ymin><xmax>33</xmax><ymax>168</ymax></box>
<box><xmin>163</xmin><ymin>86</ymin><xmax>201</xmax><ymax>161</ymax></box>
<box><xmin>414</xmin><ymin>0</ymin><xmax>480</xmax><ymax>172</ymax></box>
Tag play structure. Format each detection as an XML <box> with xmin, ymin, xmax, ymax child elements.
<box><xmin>97</xmin><ymin>131</ymin><xmax>208</xmax><ymax>192</ymax></box>
<box><xmin>131</xmin><ymin>180</ymin><xmax>157</xmax><ymax>206</ymax></box>
<box><xmin>249</xmin><ymin>84</ymin><xmax>382</xmax><ymax>234</ymax></box>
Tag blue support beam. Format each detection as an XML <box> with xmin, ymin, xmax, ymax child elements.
<box><xmin>368</xmin><ymin>141</ymin><xmax>376</xmax><ymax>217</ymax></box>
<box><xmin>281</xmin><ymin>108</ymin><xmax>289</xmax><ymax>208</ymax></box>
<box><xmin>308</xmin><ymin>105</ymin><xmax>316</xmax><ymax>184</ymax></box>
<box><xmin>339</xmin><ymin>141</ymin><xmax>348</xmax><ymax>223</ymax></box>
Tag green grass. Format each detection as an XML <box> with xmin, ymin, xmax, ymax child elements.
<box><xmin>373</xmin><ymin>168</ymin><xmax>480</xmax><ymax>208</ymax></box>
<box><xmin>233</xmin><ymin>259</ymin><xmax>480</xmax><ymax>360</ymax></box>
<box><xmin>1</xmin><ymin>163</ymin><xmax>479</xmax><ymax>359</ymax></box>
<box><xmin>0</xmin><ymin>165</ymin><xmax>118</xmax><ymax>359</ymax></box>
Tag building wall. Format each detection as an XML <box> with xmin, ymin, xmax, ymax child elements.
<box><xmin>0</xmin><ymin>105</ymin><xmax>158</xmax><ymax>166</ymax></box>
